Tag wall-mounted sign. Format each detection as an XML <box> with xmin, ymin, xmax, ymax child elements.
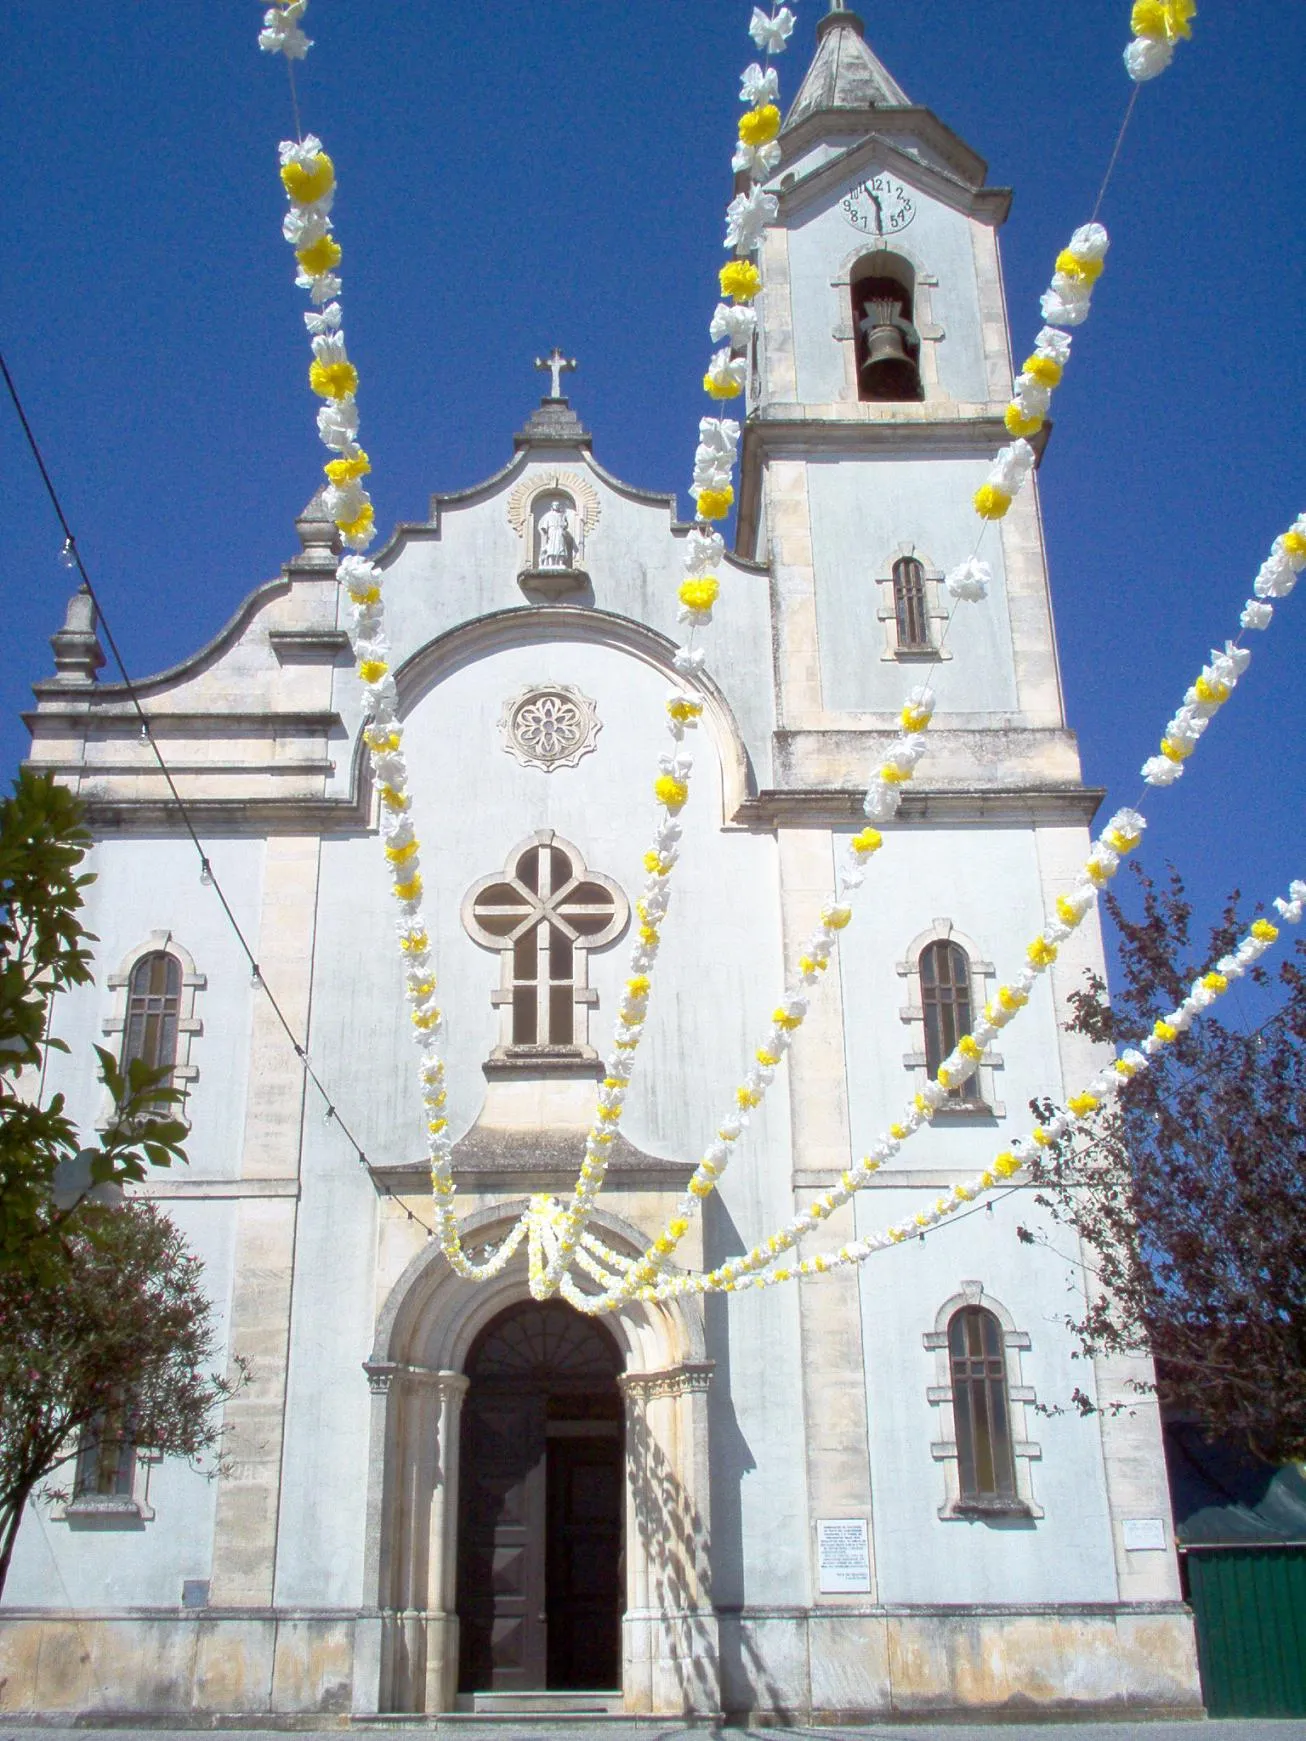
<box><xmin>816</xmin><ymin>1517</ymin><xmax>872</xmax><ymax>1593</ymax></box>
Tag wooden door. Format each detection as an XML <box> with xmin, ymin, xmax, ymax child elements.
<box><xmin>457</xmin><ymin>1389</ymin><xmax>547</xmax><ymax>1691</ymax></box>
<box><xmin>546</xmin><ymin>1433</ymin><xmax>624</xmax><ymax>1689</ymax></box>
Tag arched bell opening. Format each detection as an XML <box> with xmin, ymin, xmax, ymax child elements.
<box><xmin>456</xmin><ymin>1299</ymin><xmax>625</xmax><ymax>1696</ymax></box>
<box><xmin>852</xmin><ymin>253</ymin><xmax>922</xmax><ymax>402</ymax></box>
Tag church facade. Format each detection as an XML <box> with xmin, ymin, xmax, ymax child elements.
<box><xmin>1</xmin><ymin>12</ymin><xmax>1203</xmax><ymax>1723</ymax></box>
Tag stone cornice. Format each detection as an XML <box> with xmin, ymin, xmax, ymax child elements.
<box><xmin>620</xmin><ymin>1362</ymin><xmax>715</xmax><ymax>1401</ymax></box>
<box><xmin>735</xmin><ymin>783</ymin><xmax>1105</xmax><ymax>829</ymax></box>
<box><xmin>777</xmin><ymin>120</ymin><xmax>1008</xmax><ymax>223</ymax></box>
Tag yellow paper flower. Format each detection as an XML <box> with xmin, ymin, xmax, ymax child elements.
<box><xmin>937</xmin><ymin>1067</ymin><xmax>953</xmax><ymax>1089</ymax></box>
<box><xmin>994</xmin><ymin>1151</ymin><xmax>1020</xmax><ymax>1177</ymax></box>
<box><xmin>973</xmin><ymin>483</ymin><xmax>1013</xmax><ymax>520</ymax></box>
<box><xmin>626</xmin><ymin>975</ymin><xmax>651</xmax><ymax>996</ymax></box>
<box><xmin>703</xmin><ymin>370</ymin><xmax>744</xmax><ymax>401</ymax></box>
<box><xmin>737</xmin><ymin>1086</ymin><xmax>763</xmax><ymax>1109</ymax></box>
<box><xmin>1068</xmin><ymin>1092</ymin><xmax>1099</xmax><ymax>1117</ymax></box>
<box><xmin>822</xmin><ymin>905</ymin><xmax>853</xmax><ymax>930</ymax></box>
<box><xmin>998</xmin><ymin>985</ymin><xmax>1028</xmax><ymax>1012</ymax></box>
<box><xmin>1056</xmin><ymin>895</ymin><xmax>1085</xmax><ymax>928</ymax></box>
<box><xmin>1030</xmin><ymin>1125</ymin><xmax>1052</xmax><ymax>1148</ymax></box>
<box><xmin>1251</xmin><ymin>919</ymin><xmax>1279</xmax><ymax>943</ymax></box>
<box><xmin>1104</xmin><ymin>822</ymin><xmax>1142</xmax><ymax>852</ymax></box>
<box><xmin>850</xmin><ymin>827</ymin><xmax>883</xmax><ymax>856</ymax></box>
<box><xmin>384</xmin><ymin>838</ymin><xmax>418</xmax><ymax>865</ymax></box>
<box><xmin>900</xmin><ymin>701</ymin><xmax>932</xmax><ymax>732</ymax></box>
<box><xmin>696</xmin><ymin>486</ymin><xmax>734</xmax><ymax>519</ymax></box>
<box><xmin>1004</xmin><ymin>405</ymin><xmax>1044</xmax><ymax>438</ymax></box>
<box><xmin>337</xmin><ymin>503</ymin><xmax>375</xmax><ymax>542</ymax></box>
<box><xmin>358</xmin><ymin>658</ymin><xmax>389</xmax><ymax>684</ymax></box>
<box><xmin>644</xmin><ymin>850</ymin><xmax>673</xmax><ymax>876</ymax></box>
<box><xmin>325</xmin><ymin>451</ymin><xmax>371</xmax><ymax>484</ymax></box>
<box><xmin>654</xmin><ymin>773</ymin><xmax>689</xmax><ymax>810</ymax></box>
<box><xmin>878</xmin><ymin>763</ymin><xmax>912</xmax><ymax>785</ymax></box>
<box><xmin>1023</xmin><ymin>354</ymin><xmax>1063</xmax><ymax>387</ymax></box>
<box><xmin>689</xmin><ymin>1176</ymin><xmax>713</xmax><ymax>1198</ymax></box>
<box><xmin>738</xmin><ymin>103</ymin><xmax>781</xmax><ymax>146</ymax></box>
<box><xmin>399</xmin><ymin>929</ymin><xmax>429</xmax><ymax>954</ymax></box>
<box><xmin>1283</xmin><ymin>530</ymin><xmax>1306</xmax><ymax>560</ymax></box>
<box><xmin>756</xmin><ymin>1049</ymin><xmax>780</xmax><ymax>1067</ymax></box>
<box><xmin>1194</xmin><ymin>675</ymin><xmax>1230</xmax><ymax>705</ymax></box>
<box><xmin>349</xmin><ymin>581</ymin><xmax>381</xmax><ymax>605</ymax></box>
<box><xmin>392</xmin><ymin>873</ymin><xmax>422</xmax><ymax>902</ymax></box>
<box><xmin>1202</xmin><ymin>971</ymin><xmax>1228</xmax><ymax>993</ymax></box>
<box><xmin>281</xmin><ymin>152</ymin><xmax>335</xmax><ymax>205</ymax></box>
<box><xmin>1153</xmin><ymin>1019</ymin><xmax>1178</xmax><ymax>1042</ymax></box>
<box><xmin>889</xmin><ymin>1122</ymin><xmax>908</xmax><ymax>1140</ymax></box>
<box><xmin>959</xmin><ymin>1034</ymin><xmax>983</xmax><ymax>1061</ymax></box>
<box><xmin>720</xmin><ymin>259</ymin><xmax>762</xmax><ymax>302</ymax></box>
<box><xmin>773</xmin><ymin>1007</ymin><xmax>804</xmax><ymax>1030</ymax></box>
<box><xmin>1160</xmin><ymin>736</ymin><xmax>1193</xmax><ymax>762</ymax></box>
<box><xmin>296</xmin><ymin>234</ymin><xmax>342</xmax><ymax>275</ymax></box>
<box><xmin>678</xmin><ymin>576</ymin><xmax>720</xmax><ymax>613</ymax></box>
<box><xmin>309</xmin><ymin>358</ymin><xmax>359</xmax><ymax>400</ymax></box>
<box><xmin>411</xmin><ymin>1007</ymin><xmax>440</xmax><ymax>1031</ymax></box>
<box><xmin>1054</xmin><ymin>248</ymin><xmax>1105</xmax><ymax>284</ymax></box>
<box><xmin>1027</xmin><ymin>936</ymin><xmax>1058</xmax><ymax>968</ymax></box>
<box><xmin>427</xmin><ymin>1116</ymin><xmax>448</xmax><ymax>1136</ymax></box>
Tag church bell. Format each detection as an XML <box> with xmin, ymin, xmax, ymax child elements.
<box><xmin>859</xmin><ymin>295</ymin><xmax>922</xmax><ymax>401</ymax></box>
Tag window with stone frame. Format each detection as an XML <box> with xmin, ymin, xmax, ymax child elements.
<box><xmin>62</xmin><ymin>1401</ymin><xmax>158</xmax><ymax>1523</ymax></box>
<box><xmin>101</xmin><ymin>934</ymin><xmax>205</xmax><ymax>1128</ymax></box>
<box><xmin>463</xmin><ymin>832</ymin><xmax>627</xmax><ymax>1063</ymax></box>
<box><xmin>925</xmin><ymin>1282</ymin><xmax>1041</xmax><ymax>1520</ymax></box>
<box><xmin>919</xmin><ymin>938</ymin><xmax>979</xmax><ymax>1101</ymax></box>
<box><xmin>898</xmin><ymin>922</ymin><xmax>1003</xmax><ymax>1116</ymax></box>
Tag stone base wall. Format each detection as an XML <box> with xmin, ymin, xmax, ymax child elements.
<box><xmin>0</xmin><ymin>1603</ymin><xmax>1202</xmax><ymax>1723</ymax></box>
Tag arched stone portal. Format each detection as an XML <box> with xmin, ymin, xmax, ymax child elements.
<box><xmin>357</xmin><ymin>1203</ymin><xmax>719</xmax><ymax>1717</ymax></box>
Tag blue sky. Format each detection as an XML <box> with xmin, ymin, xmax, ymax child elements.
<box><xmin>1</xmin><ymin>1</ymin><xmax>1302</xmax><ymax>975</ymax></box>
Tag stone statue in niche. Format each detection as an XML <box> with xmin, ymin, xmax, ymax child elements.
<box><xmin>535</xmin><ymin>495</ymin><xmax>581</xmax><ymax>571</ymax></box>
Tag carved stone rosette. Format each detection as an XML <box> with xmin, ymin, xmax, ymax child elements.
<box><xmin>498</xmin><ymin>684</ymin><xmax>601</xmax><ymax>773</ymax></box>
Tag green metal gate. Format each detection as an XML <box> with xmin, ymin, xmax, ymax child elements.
<box><xmin>1185</xmin><ymin>1546</ymin><xmax>1306</xmax><ymax>1716</ymax></box>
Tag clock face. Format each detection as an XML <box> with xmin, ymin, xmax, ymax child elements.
<box><xmin>841</xmin><ymin>174</ymin><xmax>916</xmax><ymax>237</ymax></box>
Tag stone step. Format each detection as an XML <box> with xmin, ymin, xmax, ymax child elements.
<box><xmin>463</xmin><ymin>1689</ymin><xmax>623</xmax><ymax>1715</ymax></box>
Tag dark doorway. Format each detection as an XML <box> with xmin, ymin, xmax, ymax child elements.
<box><xmin>457</xmin><ymin>1300</ymin><xmax>624</xmax><ymax>1694</ymax></box>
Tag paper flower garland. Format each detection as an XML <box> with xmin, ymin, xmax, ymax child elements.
<box><xmin>1142</xmin><ymin>516</ymin><xmax>1304</xmax><ymax>787</ymax></box>
<box><xmin>1124</xmin><ymin>0</ymin><xmax>1196</xmax><ymax>82</ymax></box>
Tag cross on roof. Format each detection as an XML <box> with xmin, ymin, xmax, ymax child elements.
<box><xmin>535</xmin><ymin>348</ymin><xmax>577</xmax><ymax>401</ymax></box>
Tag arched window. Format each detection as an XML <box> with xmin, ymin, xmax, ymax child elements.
<box><xmin>122</xmin><ymin>951</ymin><xmax>182</xmax><ymax>1074</ymax></box>
<box><xmin>948</xmin><ymin>1306</ymin><xmax>1018</xmax><ymax>1507</ymax></box>
<box><xmin>893</xmin><ymin>556</ymin><xmax>931</xmax><ymax>650</ymax></box>
<box><xmin>852</xmin><ymin>254</ymin><xmax>922</xmax><ymax>402</ymax></box>
<box><xmin>465</xmin><ymin>833</ymin><xmax>627</xmax><ymax>1061</ymax></box>
<box><xmin>919</xmin><ymin>939</ymin><xmax>975</xmax><ymax>1093</ymax></box>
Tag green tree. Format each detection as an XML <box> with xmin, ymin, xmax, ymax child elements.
<box><xmin>0</xmin><ymin>770</ymin><xmax>187</xmax><ymax>1281</ymax></box>
<box><xmin>0</xmin><ymin>1199</ymin><xmax>240</xmax><ymax>1597</ymax></box>
<box><xmin>1023</xmin><ymin>864</ymin><xmax>1306</xmax><ymax>1462</ymax></box>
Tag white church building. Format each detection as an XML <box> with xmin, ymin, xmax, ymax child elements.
<box><xmin>2</xmin><ymin>9</ymin><xmax>1203</xmax><ymax>1723</ymax></box>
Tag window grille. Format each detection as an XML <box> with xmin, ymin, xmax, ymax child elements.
<box><xmin>893</xmin><ymin>556</ymin><xmax>931</xmax><ymax>650</ymax></box>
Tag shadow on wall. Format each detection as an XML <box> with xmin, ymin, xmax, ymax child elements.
<box><xmin>702</xmin><ymin>1196</ymin><xmax>795</xmax><ymax>1725</ymax></box>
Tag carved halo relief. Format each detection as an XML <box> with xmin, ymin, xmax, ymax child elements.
<box><xmin>506</xmin><ymin>469</ymin><xmax>601</xmax><ymax>576</ymax></box>
<box><xmin>498</xmin><ymin>683</ymin><xmax>601</xmax><ymax>773</ymax></box>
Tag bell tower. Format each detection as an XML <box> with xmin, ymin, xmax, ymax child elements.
<box><xmin>737</xmin><ymin>4</ymin><xmax>1078</xmax><ymax>793</ymax></box>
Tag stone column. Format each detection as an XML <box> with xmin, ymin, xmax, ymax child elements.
<box><xmin>423</xmin><ymin>1372</ymin><xmax>469</xmax><ymax>1714</ymax></box>
<box><xmin>620</xmin><ymin>1364</ymin><xmax>718</xmax><ymax>1718</ymax></box>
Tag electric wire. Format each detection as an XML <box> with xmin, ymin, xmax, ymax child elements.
<box><xmin>0</xmin><ymin>348</ymin><xmax>440</xmax><ymax>1241</ymax></box>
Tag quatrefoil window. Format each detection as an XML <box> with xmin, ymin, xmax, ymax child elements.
<box><xmin>463</xmin><ymin>832</ymin><xmax>627</xmax><ymax>1058</ymax></box>
<box><xmin>498</xmin><ymin>684</ymin><xmax>601</xmax><ymax>773</ymax></box>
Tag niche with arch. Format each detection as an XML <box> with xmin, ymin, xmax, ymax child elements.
<box><xmin>852</xmin><ymin>251</ymin><xmax>922</xmax><ymax>402</ymax></box>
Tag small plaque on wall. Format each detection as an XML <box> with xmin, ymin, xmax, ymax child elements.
<box><xmin>816</xmin><ymin>1518</ymin><xmax>872</xmax><ymax>1593</ymax></box>
<box><xmin>1122</xmin><ymin>1518</ymin><xmax>1167</xmax><ymax>1552</ymax></box>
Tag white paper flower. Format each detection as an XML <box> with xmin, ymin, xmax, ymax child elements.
<box><xmin>1012</xmin><ymin>378</ymin><xmax>1052</xmax><ymax>419</ymax></box>
<box><xmin>1033</xmin><ymin>326</ymin><xmax>1073</xmax><ymax>365</ymax></box>
<box><xmin>673</xmin><ymin>645</ymin><xmax>708</xmax><ymax>673</ymax></box>
<box><xmin>1141</xmin><ymin>754</ymin><xmax>1184</xmax><ymax>786</ymax></box>
<box><xmin>1040</xmin><ymin>286</ymin><xmax>1091</xmax><ymax>328</ymax></box>
<box><xmin>724</xmin><ymin>184</ymin><xmax>778</xmax><ymax>253</ymax></box>
<box><xmin>284</xmin><ymin>205</ymin><xmax>331</xmax><ymax>249</ymax></box>
<box><xmin>325</xmin><ymin>481</ymin><xmax>369</xmax><ymax>524</ymax></box>
<box><xmin>705</xmin><ymin>348</ymin><xmax>749</xmax><ymax>395</ymax></box>
<box><xmin>1254</xmin><ymin>550</ymin><xmax>1297</xmax><ymax>599</ymax></box>
<box><xmin>863</xmin><ymin>783</ymin><xmax>901</xmax><ymax>822</ymax></box>
<box><xmin>740</xmin><ymin>62</ymin><xmax>780</xmax><ymax>106</ymax></box>
<box><xmin>697</xmin><ymin>417</ymin><xmax>741</xmax><ymax>459</ymax></box>
<box><xmin>710</xmin><ymin>302</ymin><xmax>758</xmax><ymax>348</ymax></box>
<box><xmin>260</xmin><ymin>1</ymin><xmax>311</xmax><ymax>58</ymax></box>
<box><xmin>1240</xmin><ymin>599</ymin><xmax>1273</xmax><ymax>631</ymax></box>
<box><xmin>987</xmin><ymin>440</ymin><xmax>1036</xmax><ymax>494</ymax></box>
<box><xmin>685</xmin><ymin>528</ymin><xmax>725</xmax><ymax>574</ymax></box>
<box><xmin>733</xmin><ymin>139</ymin><xmax>782</xmax><ymax>180</ymax></box>
<box><xmin>945</xmin><ymin>557</ymin><xmax>991</xmax><ymax>603</ymax></box>
<box><xmin>1068</xmin><ymin>222</ymin><xmax>1110</xmax><ymax>262</ymax></box>
<box><xmin>297</xmin><ymin>268</ymin><xmax>342</xmax><ymax>304</ymax></box>
<box><xmin>1125</xmin><ymin>36</ymin><xmax>1174</xmax><ymax>81</ymax></box>
<box><xmin>304</xmin><ymin>301</ymin><xmax>342</xmax><ymax>337</ymax></box>
<box><xmin>317</xmin><ymin>397</ymin><xmax>360</xmax><ymax>450</ymax></box>
<box><xmin>749</xmin><ymin>6</ymin><xmax>796</xmax><ymax>52</ymax></box>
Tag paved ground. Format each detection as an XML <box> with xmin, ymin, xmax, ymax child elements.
<box><xmin>4</xmin><ymin>1721</ymin><xmax>1305</xmax><ymax>1740</ymax></box>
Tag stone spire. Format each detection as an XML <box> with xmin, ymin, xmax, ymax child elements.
<box><xmin>783</xmin><ymin>4</ymin><xmax>911</xmax><ymax>131</ymax></box>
